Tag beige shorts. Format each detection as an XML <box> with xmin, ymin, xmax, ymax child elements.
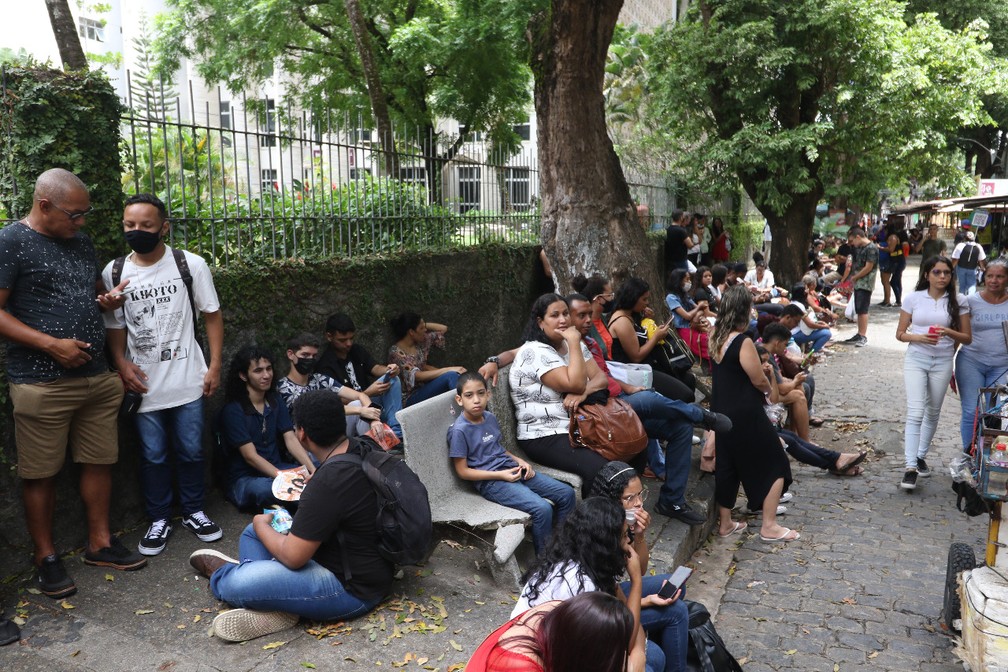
<box><xmin>10</xmin><ymin>372</ymin><xmax>123</xmax><ymax>479</ymax></box>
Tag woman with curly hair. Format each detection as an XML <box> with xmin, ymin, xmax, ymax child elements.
<box><xmin>709</xmin><ymin>285</ymin><xmax>796</xmax><ymax>542</ymax></box>
<box><xmin>468</xmin><ymin>592</ymin><xmax>637</xmax><ymax>672</ymax></box>
<box><xmin>590</xmin><ymin>463</ymin><xmax>690</xmax><ymax>672</ymax></box>
<box><xmin>895</xmin><ymin>255</ymin><xmax>971</xmax><ymax>491</ymax></box>
<box><xmin>512</xmin><ymin>497</ymin><xmax>668</xmax><ymax>672</ymax></box>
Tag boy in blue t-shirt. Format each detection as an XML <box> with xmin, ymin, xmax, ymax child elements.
<box><xmin>447</xmin><ymin>372</ymin><xmax>575</xmax><ymax>555</ymax></box>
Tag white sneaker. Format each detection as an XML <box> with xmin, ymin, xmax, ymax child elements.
<box><xmin>779</xmin><ymin>492</ymin><xmax>794</xmax><ymax>504</ymax></box>
<box><xmin>212</xmin><ymin>609</ymin><xmax>299</xmax><ymax>642</ymax></box>
<box><xmin>739</xmin><ymin>504</ymin><xmax>788</xmax><ymax>516</ymax></box>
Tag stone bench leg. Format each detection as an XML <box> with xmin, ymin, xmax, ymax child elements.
<box><xmin>487</xmin><ymin>523</ymin><xmax>526</xmax><ymax>589</ymax></box>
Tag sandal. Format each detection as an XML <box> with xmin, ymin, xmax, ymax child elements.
<box><xmin>829</xmin><ymin>450</ymin><xmax>867</xmax><ymax>475</ymax></box>
<box><xmin>718</xmin><ymin>521</ymin><xmax>747</xmax><ymax>538</ymax></box>
<box><xmin>809</xmin><ymin>417</ymin><xmax>826</xmax><ymax>427</ymax></box>
<box><xmin>759</xmin><ymin>527</ymin><xmax>800</xmax><ymax>543</ymax></box>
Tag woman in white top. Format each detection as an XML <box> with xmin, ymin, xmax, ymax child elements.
<box><xmin>510</xmin><ymin>293</ymin><xmax>611</xmax><ymax>496</ymax></box>
<box><xmin>954</xmin><ymin>258</ymin><xmax>1008</xmax><ymax>455</ymax></box>
<box><xmin>895</xmin><ymin>256</ymin><xmax>971</xmax><ymax>491</ymax></box>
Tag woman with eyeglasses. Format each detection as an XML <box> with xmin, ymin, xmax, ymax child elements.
<box><xmin>954</xmin><ymin>257</ymin><xmax>1008</xmax><ymax>457</ymax></box>
<box><xmin>895</xmin><ymin>256</ymin><xmax>971</xmax><ymax>492</ymax></box>
<box><xmin>590</xmin><ymin>462</ymin><xmax>690</xmax><ymax>672</ymax></box>
<box><xmin>572</xmin><ymin>274</ymin><xmax>615</xmax><ymax>359</ymax></box>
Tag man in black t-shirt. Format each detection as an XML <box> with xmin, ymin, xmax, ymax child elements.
<box><xmin>0</xmin><ymin>169</ymin><xmax>147</xmax><ymax>600</ymax></box>
<box><xmin>189</xmin><ymin>389</ymin><xmax>394</xmax><ymax>642</ymax></box>
<box><xmin>664</xmin><ymin>209</ymin><xmax>690</xmax><ymax>273</ymax></box>
<box><xmin>316</xmin><ymin>312</ymin><xmax>402</xmax><ymax>437</ymax></box>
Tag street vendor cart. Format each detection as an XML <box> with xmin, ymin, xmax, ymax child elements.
<box><xmin>945</xmin><ymin>386</ymin><xmax>1008</xmax><ymax>671</ymax></box>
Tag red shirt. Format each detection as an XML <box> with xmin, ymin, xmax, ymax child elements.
<box><xmin>584</xmin><ymin>336</ymin><xmax>623</xmax><ymax>397</ymax></box>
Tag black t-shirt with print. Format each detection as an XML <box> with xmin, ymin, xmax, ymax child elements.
<box><xmin>317</xmin><ymin>343</ymin><xmax>378</xmax><ymax>392</ymax></box>
<box><xmin>0</xmin><ymin>223</ymin><xmax>108</xmax><ymax>383</ymax></box>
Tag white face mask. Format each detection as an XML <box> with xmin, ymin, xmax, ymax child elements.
<box><xmin>683</xmin><ymin>282</ymin><xmax>693</xmax><ymax>292</ymax></box>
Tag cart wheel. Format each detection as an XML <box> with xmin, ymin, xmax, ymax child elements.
<box><xmin>943</xmin><ymin>542</ymin><xmax>976</xmax><ymax>631</ymax></box>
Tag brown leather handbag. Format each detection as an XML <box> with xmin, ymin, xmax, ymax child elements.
<box><xmin>569</xmin><ymin>395</ymin><xmax>648</xmax><ymax>462</ymax></box>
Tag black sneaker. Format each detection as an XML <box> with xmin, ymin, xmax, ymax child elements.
<box><xmin>854</xmin><ymin>335</ymin><xmax>868</xmax><ymax>347</ymax></box>
<box><xmin>138</xmin><ymin>519</ymin><xmax>173</xmax><ymax>556</ymax></box>
<box><xmin>0</xmin><ymin>618</ymin><xmax>20</xmax><ymax>646</ymax></box>
<box><xmin>700</xmin><ymin>410</ymin><xmax>733</xmax><ymax>433</ymax></box>
<box><xmin>83</xmin><ymin>537</ymin><xmax>148</xmax><ymax>571</ymax></box>
<box><xmin>900</xmin><ymin>469</ymin><xmax>918</xmax><ymax>491</ymax></box>
<box><xmin>655</xmin><ymin>502</ymin><xmax>706</xmax><ymax>526</ymax></box>
<box><xmin>182</xmin><ymin>511</ymin><xmax>223</xmax><ymax>542</ymax></box>
<box><xmin>841</xmin><ymin>334</ymin><xmax>862</xmax><ymax>344</ymax></box>
<box><xmin>36</xmin><ymin>554</ymin><xmax>76</xmax><ymax>599</ymax></box>
<box><xmin>916</xmin><ymin>458</ymin><xmax>931</xmax><ymax>477</ymax></box>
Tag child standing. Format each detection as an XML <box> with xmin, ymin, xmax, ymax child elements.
<box><xmin>448</xmin><ymin>372</ymin><xmax>575</xmax><ymax>555</ymax></box>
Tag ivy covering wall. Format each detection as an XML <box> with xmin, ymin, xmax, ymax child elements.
<box><xmin>0</xmin><ymin>65</ymin><xmax>125</xmax><ymax>261</ymax></box>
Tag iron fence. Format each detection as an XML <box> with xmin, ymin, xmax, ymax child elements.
<box><xmin>2</xmin><ymin>72</ymin><xmax>678</xmax><ymax>265</ymax></box>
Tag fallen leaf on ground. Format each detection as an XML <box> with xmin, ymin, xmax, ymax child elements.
<box><xmin>135</xmin><ymin>609</ymin><xmax>154</xmax><ymax>615</ymax></box>
<box><xmin>785</xmin><ymin>649</ymin><xmax>797</xmax><ymax>655</ymax></box>
<box><xmin>262</xmin><ymin>640</ymin><xmax>286</xmax><ymax>650</ymax></box>
<box><xmin>105</xmin><ymin>574</ymin><xmax>114</xmax><ymax>582</ymax></box>
<box><xmin>300</xmin><ymin>663</ymin><xmax>316</xmax><ymax>669</ymax></box>
<box><xmin>61</xmin><ymin>601</ymin><xmax>75</xmax><ymax>610</ymax></box>
<box><xmin>449</xmin><ymin>640</ymin><xmax>463</xmax><ymax>652</ymax></box>
<box><xmin>25</xmin><ymin>588</ymin><xmax>41</xmax><ymax>595</ymax></box>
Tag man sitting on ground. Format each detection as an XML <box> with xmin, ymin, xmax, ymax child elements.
<box><xmin>189</xmin><ymin>389</ymin><xmax>394</xmax><ymax>643</ymax></box>
<box><xmin>761</xmin><ymin>323</ymin><xmax>823</xmax><ymax>437</ymax></box>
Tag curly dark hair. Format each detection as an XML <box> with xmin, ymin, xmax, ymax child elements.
<box><xmin>520</xmin><ymin>497</ymin><xmax>626</xmax><ymax>604</ymax></box>
<box><xmin>224</xmin><ymin>344</ymin><xmax>279</xmax><ymax>410</ymax></box>
<box><xmin>613</xmin><ymin>277</ymin><xmax>650</xmax><ymax>315</ymax></box>
<box><xmin>588</xmin><ymin>461</ymin><xmax>639</xmax><ymax>501</ymax></box>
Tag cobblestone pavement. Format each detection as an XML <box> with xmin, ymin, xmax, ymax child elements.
<box><xmin>699</xmin><ymin>264</ymin><xmax>990</xmax><ymax>671</ymax></box>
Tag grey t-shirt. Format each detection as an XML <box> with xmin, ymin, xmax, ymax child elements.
<box><xmin>0</xmin><ymin>222</ymin><xmax>108</xmax><ymax>383</ymax></box>
<box><xmin>962</xmin><ymin>292</ymin><xmax>1008</xmax><ymax>366</ymax></box>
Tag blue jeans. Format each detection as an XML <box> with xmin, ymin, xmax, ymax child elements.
<box><xmin>227</xmin><ymin>462</ymin><xmax>299</xmax><ymax>510</ymax></box>
<box><xmin>792</xmin><ymin>328</ymin><xmax>831</xmax><ymax>352</ymax></box>
<box><xmin>890</xmin><ymin>256</ymin><xmax>906</xmax><ymax>303</ymax></box>
<box><xmin>405</xmin><ymin>371</ymin><xmax>460</xmax><ymax>407</ymax></box>
<box><xmin>621</xmin><ymin>390</ymin><xmax>701</xmax><ymax>508</ymax></box>
<box><xmin>778</xmin><ymin>428</ymin><xmax>839</xmax><ymax>470</ymax></box>
<box><xmin>620</xmin><ymin>574</ymin><xmax>689</xmax><ymax>672</ymax></box>
<box><xmin>135</xmin><ymin>396</ymin><xmax>206</xmax><ymax>521</ymax></box>
<box><xmin>372</xmin><ymin>376</ymin><xmax>403</xmax><ymax>438</ymax></box>
<box><xmin>478</xmin><ymin>473</ymin><xmax>576</xmax><ymax>555</ymax></box>
<box><xmin>646</xmin><ymin>439</ymin><xmax>666</xmax><ymax>479</ymax></box>
<box><xmin>211</xmin><ymin>524</ymin><xmax>381</xmax><ymax>620</ymax></box>
<box><xmin>955</xmin><ymin>350</ymin><xmax>1008</xmax><ymax>452</ymax></box>
<box><xmin>958</xmin><ymin>267</ymin><xmax>977</xmax><ymax>295</ymax></box>
<box><xmin>904</xmin><ymin>349</ymin><xmax>954</xmax><ymax>469</ymax></box>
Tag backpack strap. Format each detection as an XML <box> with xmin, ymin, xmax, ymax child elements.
<box><xmin>171</xmin><ymin>248</ymin><xmax>198</xmax><ymax>325</ymax></box>
<box><xmin>111</xmin><ymin>256</ymin><xmax>126</xmax><ymax>289</ymax></box>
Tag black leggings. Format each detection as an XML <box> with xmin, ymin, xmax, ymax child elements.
<box><xmin>518</xmin><ymin>434</ymin><xmax>611</xmax><ymax>498</ymax></box>
<box><xmin>653</xmin><ymin>370</ymin><xmax>694</xmax><ymax>403</ymax></box>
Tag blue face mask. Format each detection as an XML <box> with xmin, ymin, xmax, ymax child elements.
<box><xmin>124</xmin><ymin>229</ymin><xmax>162</xmax><ymax>254</ymax></box>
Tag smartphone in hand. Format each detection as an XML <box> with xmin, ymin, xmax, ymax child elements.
<box><xmin>657</xmin><ymin>566</ymin><xmax>693</xmax><ymax>599</ymax></box>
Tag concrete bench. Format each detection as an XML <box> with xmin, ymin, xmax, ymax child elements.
<box><xmin>395</xmin><ymin>364</ymin><xmax>582</xmax><ymax>587</ymax></box>
<box><xmin>396</xmin><ymin>390</ymin><xmax>531</xmax><ymax>587</ymax></box>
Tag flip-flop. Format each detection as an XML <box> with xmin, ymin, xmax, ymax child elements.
<box><xmin>809</xmin><ymin>417</ymin><xmax>826</xmax><ymax>427</ymax></box>
<box><xmin>760</xmin><ymin>528</ymin><xmax>800</xmax><ymax>543</ymax></box>
<box><xmin>718</xmin><ymin>521</ymin><xmax>747</xmax><ymax>538</ymax></box>
<box><xmin>830</xmin><ymin>450</ymin><xmax>868</xmax><ymax>475</ymax></box>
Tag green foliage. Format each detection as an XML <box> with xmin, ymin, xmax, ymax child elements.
<box><xmin>128</xmin><ymin>12</ymin><xmax>177</xmax><ymax>119</ymax></box>
<box><xmin>643</xmin><ymin>0</ymin><xmax>1005</xmax><ymax>216</ymax></box>
<box><xmin>158</xmin><ymin>175</ymin><xmax>464</xmax><ymax>264</ymax></box>
<box><xmin>0</xmin><ymin>66</ymin><xmax>125</xmax><ymax>259</ymax></box>
<box><xmin>154</xmin><ymin>0</ymin><xmax>535</xmax><ymax>153</ymax></box>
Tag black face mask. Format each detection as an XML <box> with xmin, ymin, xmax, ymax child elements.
<box><xmin>293</xmin><ymin>356</ymin><xmax>316</xmax><ymax>375</ymax></box>
<box><xmin>602</xmin><ymin>299</ymin><xmax>615</xmax><ymax>313</ymax></box>
<box><xmin>124</xmin><ymin>229</ymin><xmax>162</xmax><ymax>254</ymax></box>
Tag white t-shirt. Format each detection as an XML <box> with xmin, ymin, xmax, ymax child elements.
<box><xmin>744</xmin><ymin>269</ymin><xmax>775</xmax><ymax>290</ymax></box>
<box><xmin>102</xmin><ymin>246</ymin><xmax>220</xmax><ymax>413</ymax></box>
<box><xmin>900</xmin><ymin>289</ymin><xmax>970</xmax><ymax>358</ymax></box>
<box><xmin>511</xmin><ymin>561</ymin><xmax>597</xmax><ymax>617</ymax></box>
<box><xmin>509</xmin><ymin>340</ymin><xmax>592</xmax><ymax>441</ymax></box>
<box><xmin>786</xmin><ymin>301</ymin><xmax>817</xmax><ymax>336</ymax></box>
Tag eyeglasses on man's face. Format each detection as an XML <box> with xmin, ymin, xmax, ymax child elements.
<box><xmin>50</xmin><ymin>203</ymin><xmax>95</xmax><ymax>221</ymax></box>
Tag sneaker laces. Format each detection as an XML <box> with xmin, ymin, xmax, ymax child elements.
<box><xmin>188</xmin><ymin>511</ymin><xmax>213</xmax><ymax>527</ymax></box>
<box><xmin>146</xmin><ymin>519</ymin><xmax>170</xmax><ymax>538</ymax></box>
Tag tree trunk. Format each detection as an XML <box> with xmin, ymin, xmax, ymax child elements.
<box><xmin>759</xmin><ymin>189</ymin><xmax>822</xmax><ymax>289</ymax></box>
<box><xmin>530</xmin><ymin>0</ymin><xmax>662</xmax><ymax>300</ymax></box>
<box><xmin>344</xmin><ymin>0</ymin><xmax>398</xmax><ymax>177</ymax></box>
<box><xmin>44</xmin><ymin>0</ymin><xmax>88</xmax><ymax>71</ymax></box>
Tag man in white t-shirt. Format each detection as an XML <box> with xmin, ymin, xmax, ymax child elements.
<box><xmin>951</xmin><ymin>231</ymin><xmax>986</xmax><ymax>295</ymax></box>
<box><xmin>103</xmin><ymin>194</ymin><xmax>225</xmax><ymax>556</ymax></box>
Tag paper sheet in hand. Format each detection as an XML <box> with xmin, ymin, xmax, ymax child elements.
<box><xmin>271</xmin><ymin>467</ymin><xmax>309</xmax><ymax>501</ymax></box>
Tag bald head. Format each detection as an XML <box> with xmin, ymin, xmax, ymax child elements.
<box><xmin>33</xmin><ymin>168</ymin><xmax>87</xmax><ymax>204</ymax></box>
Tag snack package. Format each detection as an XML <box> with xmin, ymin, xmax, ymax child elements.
<box><xmin>267</xmin><ymin>506</ymin><xmax>293</xmax><ymax>534</ymax></box>
<box><xmin>272</xmin><ymin>466</ymin><xmax>309</xmax><ymax>501</ymax></box>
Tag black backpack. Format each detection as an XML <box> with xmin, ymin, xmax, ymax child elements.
<box><xmin>952</xmin><ymin>480</ymin><xmax>991</xmax><ymax>517</ymax></box>
<box><xmin>959</xmin><ymin>243</ymin><xmax>981</xmax><ymax>270</ymax></box>
<box><xmin>339</xmin><ymin>437</ymin><xmax>433</xmax><ymax>570</ymax></box>
<box><xmin>685</xmin><ymin>600</ymin><xmax>744</xmax><ymax>672</ymax></box>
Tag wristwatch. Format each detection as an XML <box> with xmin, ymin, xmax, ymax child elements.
<box><xmin>484</xmin><ymin>355</ymin><xmax>500</xmax><ymax>365</ymax></box>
